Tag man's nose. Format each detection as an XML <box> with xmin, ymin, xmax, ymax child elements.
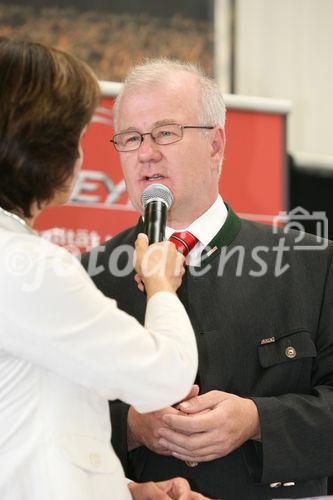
<box><xmin>137</xmin><ymin>133</ymin><xmax>162</xmax><ymax>161</ymax></box>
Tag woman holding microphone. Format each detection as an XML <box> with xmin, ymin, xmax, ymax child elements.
<box><xmin>0</xmin><ymin>38</ymin><xmax>205</xmax><ymax>500</ymax></box>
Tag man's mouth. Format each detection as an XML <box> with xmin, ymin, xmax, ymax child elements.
<box><xmin>143</xmin><ymin>174</ymin><xmax>165</xmax><ymax>181</ymax></box>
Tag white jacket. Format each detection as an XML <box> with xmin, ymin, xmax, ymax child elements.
<box><xmin>0</xmin><ymin>212</ymin><xmax>198</xmax><ymax>500</ymax></box>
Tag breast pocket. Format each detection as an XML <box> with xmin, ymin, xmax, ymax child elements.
<box><xmin>47</xmin><ymin>434</ymin><xmax>130</xmax><ymax>500</ymax></box>
<box><xmin>257</xmin><ymin>329</ymin><xmax>317</xmax><ymax>394</ymax></box>
<box><xmin>55</xmin><ymin>434</ymin><xmax>119</xmax><ymax>474</ymax></box>
<box><xmin>258</xmin><ymin>329</ymin><xmax>316</xmax><ymax>367</ymax></box>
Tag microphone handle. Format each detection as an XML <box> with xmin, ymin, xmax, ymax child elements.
<box><xmin>143</xmin><ymin>200</ymin><xmax>167</xmax><ymax>243</ymax></box>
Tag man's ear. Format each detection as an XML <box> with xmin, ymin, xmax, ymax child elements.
<box><xmin>210</xmin><ymin>127</ymin><xmax>225</xmax><ymax>165</ymax></box>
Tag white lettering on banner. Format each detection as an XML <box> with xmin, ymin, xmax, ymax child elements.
<box><xmin>70</xmin><ymin>170</ymin><xmax>128</xmax><ymax>206</ymax></box>
<box><xmin>92</xmin><ymin>106</ymin><xmax>114</xmax><ymax>126</ymax></box>
<box><xmin>40</xmin><ymin>227</ymin><xmax>109</xmax><ymax>253</ymax></box>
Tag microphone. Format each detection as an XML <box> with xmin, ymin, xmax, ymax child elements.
<box><xmin>140</xmin><ymin>184</ymin><xmax>173</xmax><ymax>243</ymax></box>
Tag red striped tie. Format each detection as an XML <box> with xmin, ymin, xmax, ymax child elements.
<box><xmin>169</xmin><ymin>231</ymin><xmax>198</xmax><ymax>256</ymax></box>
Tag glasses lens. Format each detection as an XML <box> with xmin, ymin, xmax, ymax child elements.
<box><xmin>113</xmin><ymin>131</ymin><xmax>142</xmax><ymax>151</ymax></box>
<box><xmin>152</xmin><ymin>124</ymin><xmax>182</xmax><ymax>145</ymax></box>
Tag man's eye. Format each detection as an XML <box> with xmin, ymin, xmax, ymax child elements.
<box><xmin>125</xmin><ymin>134</ymin><xmax>141</xmax><ymax>144</ymax></box>
<box><xmin>156</xmin><ymin>129</ymin><xmax>175</xmax><ymax>138</ymax></box>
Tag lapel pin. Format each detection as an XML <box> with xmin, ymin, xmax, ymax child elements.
<box><xmin>206</xmin><ymin>245</ymin><xmax>218</xmax><ymax>257</ymax></box>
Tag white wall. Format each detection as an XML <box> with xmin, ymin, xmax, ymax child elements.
<box><xmin>235</xmin><ymin>0</ymin><xmax>333</xmax><ymax>160</ymax></box>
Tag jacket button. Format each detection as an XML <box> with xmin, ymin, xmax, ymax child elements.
<box><xmin>89</xmin><ymin>452</ymin><xmax>101</xmax><ymax>466</ymax></box>
<box><xmin>285</xmin><ymin>346</ymin><xmax>296</xmax><ymax>358</ymax></box>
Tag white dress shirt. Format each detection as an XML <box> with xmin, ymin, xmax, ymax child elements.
<box><xmin>0</xmin><ymin>211</ymin><xmax>197</xmax><ymax>500</ymax></box>
<box><xmin>166</xmin><ymin>195</ymin><xmax>228</xmax><ymax>266</ymax></box>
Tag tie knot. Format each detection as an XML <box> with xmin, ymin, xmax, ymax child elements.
<box><xmin>169</xmin><ymin>231</ymin><xmax>198</xmax><ymax>256</ymax></box>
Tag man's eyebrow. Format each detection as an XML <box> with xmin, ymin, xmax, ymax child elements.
<box><xmin>154</xmin><ymin>119</ymin><xmax>177</xmax><ymax>126</ymax></box>
<box><xmin>117</xmin><ymin>126</ymin><xmax>139</xmax><ymax>133</ymax></box>
<box><xmin>118</xmin><ymin>120</ymin><xmax>178</xmax><ymax>133</ymax></box>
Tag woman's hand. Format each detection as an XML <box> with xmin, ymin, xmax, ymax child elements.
<box><xmin>128</xmin><ymin>478</ymin><xmax>212</xmax><ymax>499</ymax></box>
<box><xmin>134</xmin><ymin>233</ymin><xmax>186</xmax><ymax>298</ymax></box>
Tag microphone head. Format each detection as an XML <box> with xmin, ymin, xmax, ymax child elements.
<box><xmin>140</xmin><ymin>183</ymin><xmax>173</xmax><ymax>210</ymax></box>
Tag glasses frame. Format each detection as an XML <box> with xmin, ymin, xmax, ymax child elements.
<box><xmin>110</xmin><ymin>124</ymin><xmax>215</xmax><ymax>152</ymax></box>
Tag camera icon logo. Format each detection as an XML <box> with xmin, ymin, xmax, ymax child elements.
<box><xmin>272</xmin><ymin>206</ymin><xmax>328</xmax><ymax>250</ymax></box>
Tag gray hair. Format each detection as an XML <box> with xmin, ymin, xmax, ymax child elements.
<box><xmin>113</xmin><ymin>58</ymin><xmax>226</xmax><ymax>174</ymax></box>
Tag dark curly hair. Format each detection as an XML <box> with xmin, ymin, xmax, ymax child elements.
<box><xmin>0</xmin><ymin>38</ymin><xmax>100</xmax><ymax>217</ymax></box>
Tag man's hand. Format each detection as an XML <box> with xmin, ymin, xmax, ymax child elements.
<box><xmin>157</xmin><ymin>390</ymin><xmax>260</xmax><ymax>463</ymax></box>
<box><xmin>128</xmin><ymin>478</ymin><xmax>211</xmax><ymax>499</ymax></box>
<box><xmin>127</xmin><ymin>385</ymin><xmax>200</xmax><ymax>452</ymax></box>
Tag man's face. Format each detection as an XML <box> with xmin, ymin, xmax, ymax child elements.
<box><xmin>117</xmin><ymin>73</ymin><xmax>223</xmax><ymax>227</ymax></box>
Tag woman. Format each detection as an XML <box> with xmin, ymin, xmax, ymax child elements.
<box><xmin>0</xmin><ymin>38</ymin><xmax>200</xmax><ymax>500</ymax></box>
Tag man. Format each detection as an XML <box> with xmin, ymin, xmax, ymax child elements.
<box><xmin>82</xmin><ymin>59</ymin><xmax>333</xmax><ymax>499</ymax></box>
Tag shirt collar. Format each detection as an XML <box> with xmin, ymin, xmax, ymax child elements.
<box><xmin>0</xmin><ymin>208</ymin><xmax>36</xmax><ymax>236</ymax></box>
<box><xmin>165</xmin><ymin>194</ymin><xmax>228</xmax><ymax>246</ymax></box>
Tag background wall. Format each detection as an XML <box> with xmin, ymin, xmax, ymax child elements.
<box><xmin>227</xmin><ymin>0</ymin><xmax>333</xmax><ymax>240</ymax></box>
<box><xmin>235</xmin><ymin>0</ymin><xmax>333</xmax><ymax>159</ymax></box>
<box><xmin>0</xmin><ymin>0</ymin><xmax>214</xmax><ymax>81</ymax></box>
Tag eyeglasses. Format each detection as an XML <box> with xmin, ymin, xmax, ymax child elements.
<box><xmin>110</xmin><ymin>123</ymin><xmax>215</xmax><ymax>152</ymax></box>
